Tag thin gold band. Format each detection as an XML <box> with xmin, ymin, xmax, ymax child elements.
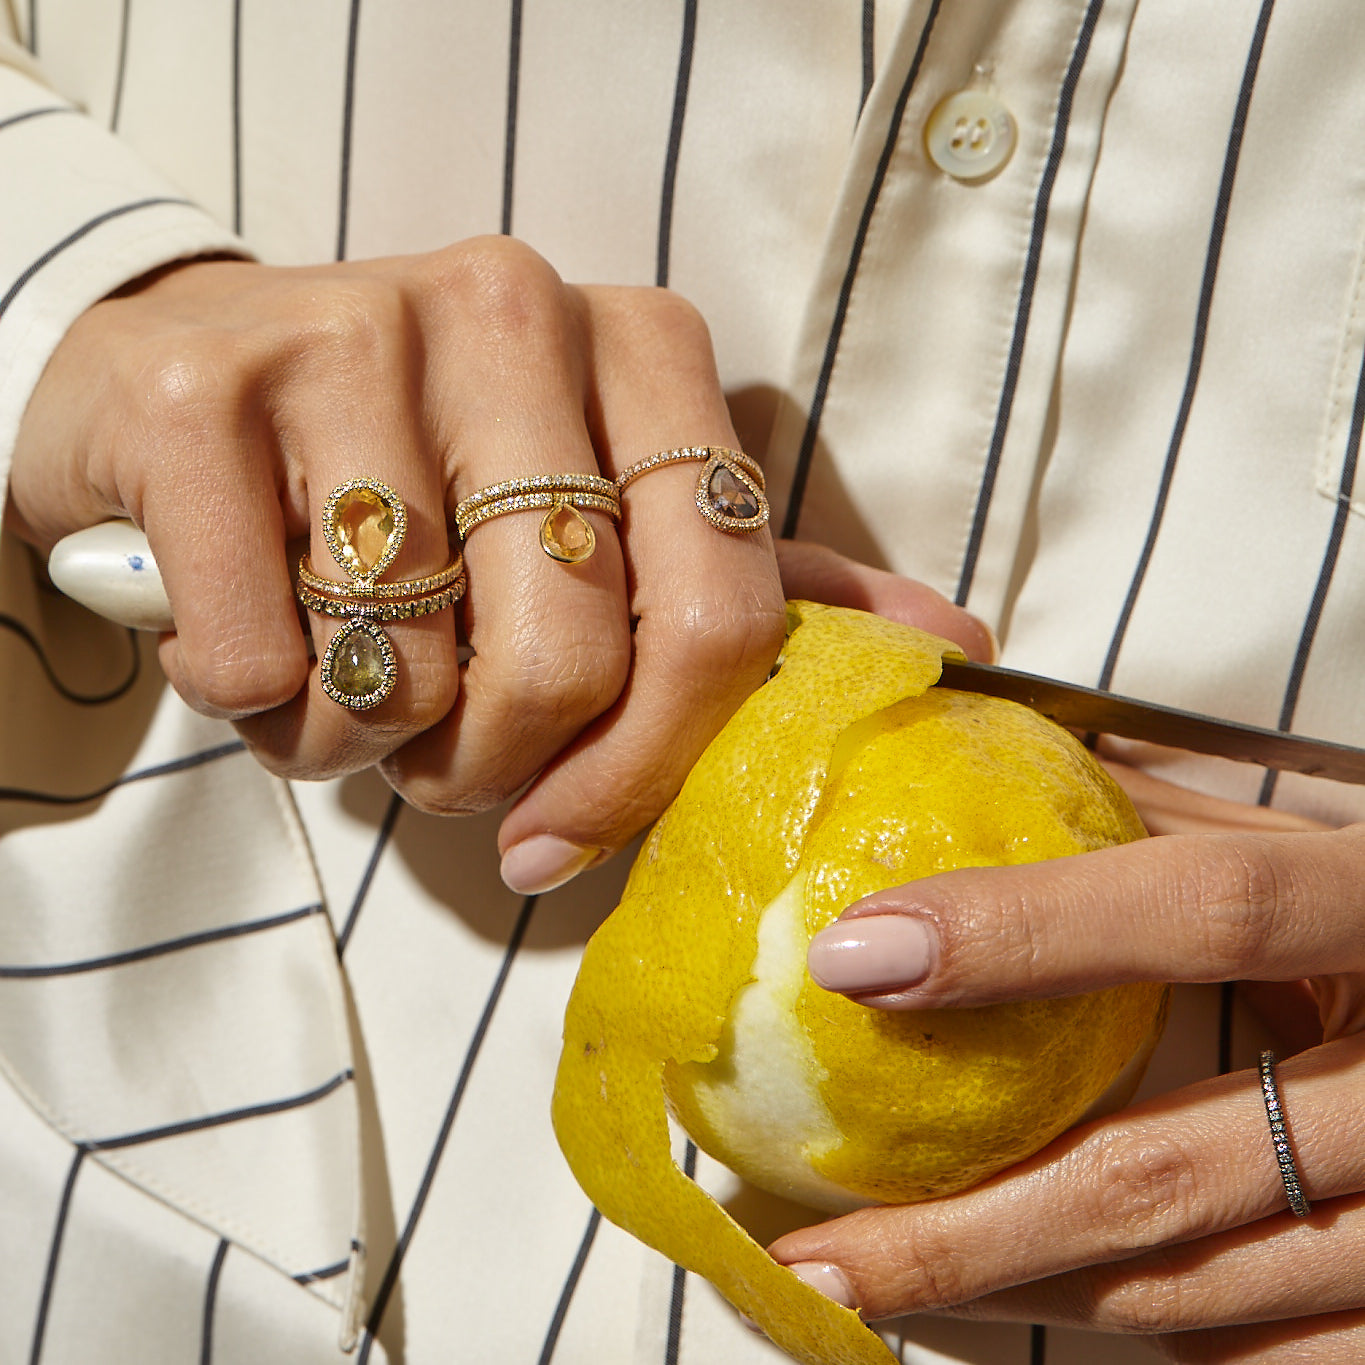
<box><xmin>455</xmin><ymin>489</ymin><xmax>621</xmax><ymax>538</ymax></box>
<box><xmin>454</xmin><ymin>474</ymin><xmax>620</xmax><ymax>536</ymax></box>
<box><xmin>297</xmin><ymin>550</ymin><xmax>465</xmax><ymax>600</ymax></box>
<box><xmin>614</xmin><ymin>445</ymin><xmax>765</xmax><ymax>493</ymax></box>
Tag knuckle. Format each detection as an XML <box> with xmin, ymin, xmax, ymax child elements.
<box><xmin>187</xmin><ymin>630</ymin><xmax>305</xmax><ymax>717</ymax></box>
<box><xmin>596</xmin><ymin>284</ymin><xmax>721</xmax><ymax>383</ymax></box>
<box><xmin>1079</xmin><ymin>1130</ymin><xmax>1203</xmax><ymax>1252</ymax></box>
<box><xmin>503</xmin><ymin>620</ymin><xmax>631</xmax><ymax>726</ymax></box>
<box><xmin>1093</xmin><ymin>1276</ymin><xmax>1191</xmax><ymax>1336</ymax></box>
<box><xmin>623</xmin><ymin>286</ymin><xmax>713</xmax><ymax>348</ymax></box>
<box><xmin>876</xmin><ymin>1217</ymin><xmax>973</xmax><ymax>1309</ymax></box>
<box><xmin>289</xmin><ymin>278</ymin><xmax>412</xmax><ymax>370</ymax></box>
<box><xmin>425</xmin><ymin>236</ymin><xmax>569</xmax><ymax>346</ymax></box>
<box><xmin>136</xmin><ymin>353</ymin><xmax>228</xmax><ymax>439</ymax></box>
<box><xmin>656</xmin><ymin>590</ymin><xmax>787</xmax><ymax>697</ymax></box>
<box><xmin>1198</xmin><ymin>838</ymin><xmax>1285</xmax><ymax>976</ymax></box>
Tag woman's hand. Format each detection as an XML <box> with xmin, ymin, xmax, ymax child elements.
<box><xmin>770</xmin><ymin>810</ymin><xmax>1365</xmax><ymax>1361</ymax></box>
<box><xmin>8</xmin><ymin>241</ymin><xmax>996</xmax><ymax>894</ymax></box>
<box><xmin>9</xmin><ymin>237</ymin><xmax>795</xmax><ymax>892</ymax></box>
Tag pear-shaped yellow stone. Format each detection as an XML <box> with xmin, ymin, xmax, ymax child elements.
<box><xmin>330</xmin><ymin>485</ymin><xmax>399</xmax><ymax>577</ymax></box>
<box><xmin>540</xmin><ymin>501</ymin><xmax>596</xmax><ymax>563</ymax></box>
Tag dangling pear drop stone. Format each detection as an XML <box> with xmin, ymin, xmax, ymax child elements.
<box><xmin>540</xmin><ymin>501</ymin><xmax>597</xmax><ymax>563</ymax></box>
<box><xmin>331</xmin><ymin>627</ymin><xmax>384</xmax><ymax>696</ymax></box>
<box><xmin>321</xmin><ymin>619</ymin><xmax>396</xmax><ymax>709</ymax></box>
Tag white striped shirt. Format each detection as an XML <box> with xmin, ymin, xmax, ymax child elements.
<box><xmin>2</xmin><ymin>3</ymin><xmax>1363</xmax><ymax>1362</ymax></box>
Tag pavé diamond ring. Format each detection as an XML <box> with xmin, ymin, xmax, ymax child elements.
<box><xmin>615</xmin><ymin>446</ymin><xmax>768</xmax><ymax>533</ymax></box>
<box><xmin>454</xmin><ymin>473</ymin><xmax>621</xmax><ymax>564</ymax></box>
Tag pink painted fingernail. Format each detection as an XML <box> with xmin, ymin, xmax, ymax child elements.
<box><xmin>500</xmin><ymin>835</ymin><xmax>599</xmax><ymax>895</ymax></box>
<box><xmin>785</xmin><ymin>1261</ymin><xmax>859</xmax><ymax>1311</ymax></box>
<box><xmin>807</xmin><ymin>915</ymin><xmax>935</xmax><ymax>995</ymax></box>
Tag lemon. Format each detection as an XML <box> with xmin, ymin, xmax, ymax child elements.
<box><xmin>552</xmin><ymin>602</ymin><xmax>1168</xmax><ymax>1365</ymax></box>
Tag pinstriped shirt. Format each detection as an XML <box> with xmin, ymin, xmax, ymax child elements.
<box><xmin>3</xmin><ymin>3</ymin><xmax>1364</xmax><ymax>1363</ymax></box>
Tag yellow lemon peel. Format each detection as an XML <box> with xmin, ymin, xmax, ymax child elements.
<box><xmin>552</xmin><ymin>601</ymin><xmax>1167</xmax><ymax>1365</ymax></box>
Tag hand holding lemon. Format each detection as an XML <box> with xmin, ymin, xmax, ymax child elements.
<box><xmin>552</xmin><ymin>601</ymin><xmax>1168</xmax><ymax>1363</ymax></box>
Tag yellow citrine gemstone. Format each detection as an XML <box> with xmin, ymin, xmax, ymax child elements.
<box><xmin>331</xmin><ymin>485</ymin><xmax>399</xmax><ymax>576</ymax></box>
<box><xmin>540</xmin><ymin>501</ymin><xmax>596</xmax><ymax>563</ymax></box>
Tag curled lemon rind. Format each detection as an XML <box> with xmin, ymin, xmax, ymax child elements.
<box><xmin>553</xmin><ymin>602</ymin><xmax>958</xmax><ymax>1365</ymax></box>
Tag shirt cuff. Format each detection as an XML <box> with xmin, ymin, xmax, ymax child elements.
<box><xmin>0</xmin><ymin>59</ymin><xmax>252</xmax><ymax>494</ymax></box>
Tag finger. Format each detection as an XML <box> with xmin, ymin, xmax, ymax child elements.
<box><xmin>775</xmin><ymin>538</ymin><xmax>996</xmax><ymax>663</ymax></box>
<box><xmin>492</xmin><ymin>285</ymin><xmax>786</xmax><ymax>890</ymax></box>
<box><xmin>137</xmin><ymin>351</ymin><xmax>309</xmax><ymax>718</ymax></box>
<box><xmin>1154</xmin><ymin>1310</ymin><xmax>1365</xmax><ymax>1364</ymax></box>
<box><xmin>383</xmin><ymin>242</ymin><xmax>632</xmax><ymax>825</ymax></box>
<box><xmin>938</xmin><ymin>1190</ymin><xmax>1365</xmax><ymax>1336</ymax></box>
<box><xmin>230</xmin><ymin>270</ymin><xmax>460</xmax><ymax>774</ymax></box>
<box><xmin>1097</xmin><ymin>745</ymin><xmax>1333</xmax><ymax>837</ymax></box>
<box><xmin>768</xmin><ymin>1036</ymin><xmax>1365</xmax><ymax>1323</ymax></box>
<box><xmin>804</xmin><ymin>823</ymin><xmax>1365</xmax><ymax>1009</ymax></box>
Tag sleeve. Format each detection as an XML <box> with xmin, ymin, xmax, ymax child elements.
<box><xmin>0</xmin><ymin>35</ymin><xmax>252</xmax><ymax>490</ymax></box>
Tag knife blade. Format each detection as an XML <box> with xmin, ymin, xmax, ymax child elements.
<box><xmin>938</xmin><ymin>657</ymin><xmax>1365</xmax><ymax>785</ymax></box>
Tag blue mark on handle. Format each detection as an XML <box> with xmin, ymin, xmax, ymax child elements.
<box><xmin>127</xmin><ymin>555</ymin><xmax>145</xmax><ymax>571</ymax></box>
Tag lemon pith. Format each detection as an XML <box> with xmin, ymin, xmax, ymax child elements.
<box><xmin>552</xmin><ymin>602</ymin><xmax>1168</xmax><ymax>1365</ymax></box>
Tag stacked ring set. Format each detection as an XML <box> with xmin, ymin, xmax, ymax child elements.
<box><xmin>299</xmin><ymin>447</ymin><xmax>769</xmax><ymax>711</ymax></box>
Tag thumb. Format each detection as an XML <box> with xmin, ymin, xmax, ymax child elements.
<box><xmin>775</xmin><ymin>539</ymin><xmax>997</xmax><ymax>663</ymax></box>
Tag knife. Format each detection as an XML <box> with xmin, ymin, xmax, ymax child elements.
<box><xmin>939</xmin><ymin>657</ymin><xmax>1365</xmax><ymax>786</ymax></box>
<box><xmin>45</xmin><ymin>521</ymin><xmax>1365</xmax><ymax>784</ymax></box>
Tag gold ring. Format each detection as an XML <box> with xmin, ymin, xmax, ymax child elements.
<box><xmin>299</xmin><ymin>478</ymin><xmax>462</xmax><ymax>710</ymax></box>
<box><xmin>615</xmin><ymin>446</ymin><xmax>768</xmax><ymax>533</ymax></box>
<box><xmin>295</xmin><ymin>578</ymin><xmax>465</xmax><ymax>620</ymax></box>
<box><xmin>454</xmin><ymin>474</ymin><xmax>621</xmax><ymax>564</ymax></box>
<box><xmin>297</xmin><ymin>551</ymin><xmax>465</xmax><ymax>600</ymax></box>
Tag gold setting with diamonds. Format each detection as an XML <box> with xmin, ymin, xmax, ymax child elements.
<box><xmin>300</xmin><ymin>478</ymin><xmax>464</xmax><ymax>711</ymax></box>
<box><xmin>454</xmin><ymin>474</ymin><xmax>621</xmax><ymax>565</ymax></box>
<box><xmin>615</xmin><ymin>446</ymin><xmax>769</xmax><ymax>533</ymax></box>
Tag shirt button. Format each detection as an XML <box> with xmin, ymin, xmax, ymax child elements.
<box><xmin>924</xmin><ymin>90</ymin><xmax>1016</xmax><ymax>182</ymax></box>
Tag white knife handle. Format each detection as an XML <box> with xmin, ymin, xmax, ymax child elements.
<box><xmin>47</xmin><ymin>521</ymin><xmax>174</xmax><ymax>631</ymax></box>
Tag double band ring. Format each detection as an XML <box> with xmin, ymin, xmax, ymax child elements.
<box><xmin>295</xmin><ymin>579</ymin><xmax>465</xmax><ymax>621</ymax></box>
<box><xmin>298</xmin><ymin>478</ymin><xmax>465</xmax><ymax>710</ymax></box>
<box><xmin>454</xmin><ymin>474</ymin><xmax>621</xmax><ymax>564</ymax></box>
<box><xmin>297</xmin><ymin>552</ymin><xmax>465</xmax><ymax>600</ymax></box>
<box><xmin>1259</xmin><ymin>1050</ymin><xmax>1311</xmax><ymax>1217</ymax></box>
<box><xmin>615</xmin><ymin>445</ymin><xmax>769</xmax><ymax>533</ymax></box>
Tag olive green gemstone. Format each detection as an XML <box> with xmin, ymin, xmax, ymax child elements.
<box><xmin>329</xmin><ymin>625</ymin><xmax>387</xmax><ymax>698</ymax></box>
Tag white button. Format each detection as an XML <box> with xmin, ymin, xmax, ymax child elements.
<box><xmin>924</xmin><ymin>90</ymin><xmax>1016</xmax><ymax>182</ymax></box>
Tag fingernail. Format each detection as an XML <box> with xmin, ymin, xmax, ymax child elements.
<box><xmin>500</xmin><ymin>835</ymin><xmax>599</xmax><ymax>895</ymax></box>
<box><xmin>785</xmin><ymin>1261</ymin><xmax>859</xmax><ymax>1311</ymax></box>
<box><xmin>981</xmin><ymin>618</ymin><xmax>1000</xmax><ymax>664</ymax></box>
<box><xmin>807</xmin><ymin>915</ymin><xmax>935</xmax><ymax>995</ymax></box>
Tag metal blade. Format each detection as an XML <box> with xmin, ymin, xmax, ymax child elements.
<box><xmin>937</xmin><ymin>658</ymin><xmax>1365</xmax><ymax>786</ymax></box>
